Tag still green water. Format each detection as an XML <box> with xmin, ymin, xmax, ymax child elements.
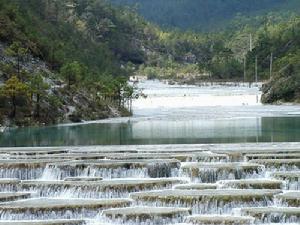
<box><xmin>0</xmin><ymin>117</ymin><xmax>299</xmax><ymax>147</ymax></box>
<box><xmin>1</xmin><ymin>81</ymin><xmax>300</xmax><ymax>147</ymax></box>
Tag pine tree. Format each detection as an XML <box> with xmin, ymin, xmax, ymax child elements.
<box><xmin>0</xmin><ymin>76</ymin><xmax>30</xmax><ymax>118</ymax></box>
<box><xmin>5</xmin><ymin>42</ymin><xmax>28</xmax><ymax>77</ymax></box>
<box><xmin>29</xmin><ymin>73</ymin><xmax>50</xmax><ymax>118</ymax></box>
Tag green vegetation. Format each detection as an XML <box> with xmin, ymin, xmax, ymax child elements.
<box><xmin>111</xmin><ymin>0</ymin><xmax>300</xmax><ymax>31</ymax></box>
<box><xmin>0</xmin><ymin>76</ymin><xmax>30</xmax><ymax>120</ymax></box>
<box><xmin>0</xmin><ymin>0</ymin><xmax>299</xmax><ymax>128</ymax></box>
<box><xmin>255</xmin><ymin>17</ymin><xmax>300</xmax><ymax>103</ymax></box>
<box><xmin>4</xmin><ymin>41</ymin><xmax>28</xmax><ymax>76</ymax></box>
<box><xmin>0</xmin><ymin>0</ymin><xmax>147</xmax><ymax>126</ymax></box>
<box><xmin>110</xmin><ymin>1</ymin><xmax>300</xmax><ymax>103</ymax></box>
<box><xmin>60</xmin><ymin>61</ymin><xmax>86</xmax><ymax>88</ymax></box>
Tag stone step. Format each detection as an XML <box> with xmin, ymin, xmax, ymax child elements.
<box><xmin>245</xmin><ymin>153</ymin><xmax>300</xmax><ymax>160</ymax></box>
<box><xmin>0</xmin><ymin>148</ymin><xmax>68</xmax><ymax>156</ymax></box>
<box><xmin>0</xmin><ymin>198</ymin><xmax>132</xmax><ymax>220</ymax></box>
<box><xmin>174</xmin><ymin>183</ymin><xmax>217</xmax><ymax>190</ymax></box>
<box><xmin>186</xmin><ymin>214</ymin><xmax>255</xmax><ymax>225</ymax></box>
<box><xmin>5</xmin><ymin>151</ymin><xmax>228</xmax><ymax>162</ymax></box>
<box><xmin>102</xmin><ymin>207</ymin><xmax>191</xmax><ymax>224</ymax></box>
<box><xmin>63</xmin><ymin>177</ymin><xmax>103</xmax><ymax>182</ymax></box>
<box><xmin>240</xmin><ymin>207</ymin><xmax>300</xmax><ymax>223</ymax></box>
<box><xmin>0</xmin><ymin>179</ymin><xmax>21</xmax><ymax>192</ymax></box>
<box><xmin>0</xmin><ymin>159</ymin><xmax>65</xmax><ymax>167</ymax></box>
<box><xmin>180</xmin><ymin>162</ymin><xmax>264</xmax><ymax>182</ymax></box>
<box><xmin>103</xmin><ymin>152</ymin><xmax>229</xmax><ymax>162</ymax></box>
<box><xmin>0</xmin><ymin>193</ymin><xmax>31</xmax><ymax>202</ymax></box>
<box><xmin>256</xmin><ymin>224</ymin><xmax>300</xmax><ymax>225</ymax></box>
<box><xmin>49</xmin><ymin>159</ymin><xmax>180</xmax><ymax>169</ymax></box>
<box><xmin>277</xmin><ymin>192</ymin><xmax>300</xmax><ymax>207</ymax></box>
<box><xmin>250</xmin><ymin>159</ymin><xmax>300</xmax><ymax>168</ymax></box>
<box><xmin>213</xmin><ymin>148</ymin><xmax>300</xmax><ymax>159</ymax></box>
<box><xmin>272</xmin><ymin>172</ymin><xmax>300</xmax><ymax>180</ymax></box>
<box><xmin>19</xmin><ymin>178</ymin><xmax>188</xmax><ymax>198</ymax></box>
<box><xmin>171</xmin><ymin>222</ymin><xmax>300</xmax><ymax>225</ymax></box>
<box><xmin>0</xmin><ymin>159</ymin><xmax>67</xmax><ymax>180</ymax></box>
<box><xmin>271</xmin><ymin>172</ymin><xmax>300</xmax><ymax>190</ymax></box>
<box><xmin>130</xmin><ymin>189</ymin><xmax>281</xmax><ymax>214</ymax></box>
<box><xmin>0</xmin><ymin>220</ymin><xmax>85</xmax><ymax>225</ymax></box>
<box><xmin>217</xmin><ymin>179</ymin><xmax>283</xmax><ymax>189</ymax></box>
<box><xmin>45</xmin><ymin>159</ymin><xmax>180</xmax><ymax>179</ymax></box>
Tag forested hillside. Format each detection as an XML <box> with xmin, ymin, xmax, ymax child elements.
<box><xmin>254</xmin><ymin>18</ymin><xmax>300</xmax><ymax>103</ymax></box>
<box><xmin>0</xmin><ymin>0</ymin><xmax>153</xmax><ymax>126</ymax></box>
<box><xmin>0</xmin><ymin>0</ymin><xmax>299</xmax><ymax>128</ymax></box>
<box><xmin>0</xmin><ymin>0</ymin><xmax>240</xmax><ymax>126</ymax></box>
<box><xmin>112</xmin><ymin>0</ymin><xmax>300</xmax><ymax>103</ymax></box>
<box><xmin>111</xmin><ymin>0</ymin><xmax>300</xmax><ymax>31</ymax></box>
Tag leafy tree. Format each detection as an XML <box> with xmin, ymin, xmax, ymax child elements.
<box><xmin>111</xmin><ymin>0</ymin><xmax>300</xmax><ymax>31</ymax></box>
<box><xmin>29</xmin><ymin>73</ymin><xmax>50</xmax><ymax>118</ymax></box>
<box><xmin>5</xmin><ymin>41</ymin><xmax>28</xmax><ymax>77</ymax></box>
<box><xmin>60</xmin><ymin>61</ymin><xmax>86</xmax><ymax>88</ymax></box>
<box><xmin>0</xmin><ymin>76</ymin><xmax>30</xmax><ymax>118</ymax></box>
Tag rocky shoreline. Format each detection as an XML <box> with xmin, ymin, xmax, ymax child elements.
<box><xmin>0</xmin><ymin>42</ymin><xmax>132</xmax><ymax>128</ymax></box>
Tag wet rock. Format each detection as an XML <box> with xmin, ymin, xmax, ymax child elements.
<box><xmin>240</xmin><ymin>207</ymin><xmax>300</xmax><ymax>223</ymax></box>
<box><xmin>217</xmin><ymin>179</ymin><xmax>283</xmax><ymax>189</ymax></box>
<box><xmin>63</xmin><ymin>177</ymin><xmax>103</xmax><ymax>182</ymax></box>
<box><xmin>174</xmin><ymin>183</ymin><xmax>217</xmax><ymax>190</ymax></box>
<box><xmin>101</xmin><ymin>206</ymin><xmax>190</xmax><ymax>225</ymax></box>
<box><xmin>186</xmin><ymin>214</ymin><xmax>255</xmax><ymax>225</ymax></box>
<box><xmin>245</xmin><ymin>153</ymin><xmax>300</xmax><ymax>160</ymax></box>
<box><xmin>102</xmin><ymin>206</ymin><xmax>190</xmax><ymax>219</ymax></box>
<box><xmin>19</xmin><ymin>178</ymin><xmax>187</xmax><ymax>198</ymax></box>
<box><xmin>0</xmin><ymin>192</ymin><xmax>31</xmax><ymax>202</ymax></box>
<box><xmin>277</xmin><ymin>192</ymin><xmax>300</xmax><ymax>207</ymax></box>
<box><xmin>45</xmin><ymin>159</ymin><xmax>180</xmax><ymax>179</ymax></box>
<box><xmin>130</xmin><ymin>189</ymin><xmax>281</xmax><ymax>214</ymax></box>
<box><xmin>250</xmin><ymin>159</ymin><xmax>300</xmax><ymax>169</ymax></box>
<box><xmin>0</xmin><ymin>198</ymin><xmax>132</xmax><ymax>220</ymax></box>
<box><xmin>181</xmin><ymin>162</ymin><xmax>264</xmax><ymax>182</ymax></box>
<box><xmin>0</xmin><ymin>220</ymin><xmax>85</xmax><ymax>225</ymax></box>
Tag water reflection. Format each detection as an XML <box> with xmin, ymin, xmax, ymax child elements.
<box><xmin>1</xmin><ymin>81</ymin><xmax>300</xmax><ymax>147</ymax></box>
<box><xmin>0</xmin><ymin>117</ymin><xmax>299</xmax><ymax>147</ymax></box>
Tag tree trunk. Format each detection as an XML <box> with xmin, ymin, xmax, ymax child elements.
<box><xmin>10</xmin><ymin>96</ymin><xmax>16</xmax><ymax>118</ymax></box>
<box><xmin>17</xmin><ymin>55</ymin><xmax>20</xmax><ymax>77</ymax></box>
<box><xmin>35</xmin><ymin>94</ymin><xmax>40</xmax><ymax>118</ymax></box>
<box><xmin>68</xmin><ymin>74</ymin><xmax>71</xmax><ymax>89</ymax></box>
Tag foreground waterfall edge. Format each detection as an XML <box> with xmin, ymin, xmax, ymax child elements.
<box><xmin>0</xmin><ymin>143</ymin><xmax>299</xmax><ymax>224</ymax></box>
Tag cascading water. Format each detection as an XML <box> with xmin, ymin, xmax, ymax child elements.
<box><xmin>0</xmin><ymin>144</ymin><xmax>299</xmax><ymax>225</ymax></box>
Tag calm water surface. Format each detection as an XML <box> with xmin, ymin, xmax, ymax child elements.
<box><xmin>1</xmin><ymin>80</ymin><xmax>300</xmax><ymax>146</ymax></box>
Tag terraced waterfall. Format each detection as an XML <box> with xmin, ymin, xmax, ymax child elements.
<box><xmin>1</xmin><ymin>82</ymin><xmax>300</xmax><ymax>225</ymax></box>
<box><xmin>0</xmin><ymin>143</ymin><xmax>298</xmax><ymax>224</ymax></box>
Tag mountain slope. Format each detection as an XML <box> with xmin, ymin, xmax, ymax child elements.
<box><xmin>111</xmin><ymin>0</ymin><xmax>300</xmax><ymax>31</ymax></box>
<box><xmin>0</xmin><ymin>0</ymin><xmax>159</xmax><ymax>126</ymax></box>
<box><xmin>254</xmin><ymin>17</ymin><xmax>300</xmax><ymax>103</ymax></box>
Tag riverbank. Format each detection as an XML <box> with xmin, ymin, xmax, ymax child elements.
<box><xmin>261</xmin><ymin>77</ymin><xmax>300</xmax><ymax>104</ymax></box>
<box><xmin>157</xmin><ymin>77</ymin><xmax>300</xmax><ymax>105</ymax></box>
<box><xmin>0</xmin><ymin>42</ymin><xmax>132</xmax><ymax>128</ymax></box>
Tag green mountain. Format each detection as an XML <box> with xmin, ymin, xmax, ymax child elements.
<box><xmin>111</xmin><ymin>0</ymin><xmax>300</xmax><ymax>31</ymax></box>
<box><xmin>1</xmin><ymin>0</ymin><xmax>237</xmax><ymax>126</ymax></box>
<box><xmin>252</xmin><ymin>17</ymin><xmax>300</xmax><ymax>103</ymax></box>
<box><xmin>0</xmin><ymin>0</ymin><xmax>161</xmax><ymax>126</ymax></box>
<box><xmin>0</xmin><ymin>0</ymin><xmax>299</xmax><ymax>128</ymax></box>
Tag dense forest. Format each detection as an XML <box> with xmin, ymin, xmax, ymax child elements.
<box><xmin>0</xmin><ymin>0</ymin><xmax>299</xmax><ymax>127</ymax></box>
<box><xmin>0</xmin><ymin>0</ymin><xmax>150</xmax><ymax>126</ymax></box>
<box><xmin>111</xmin><ymin>0</ymin><xmax>300</xmax><ymax>31</ymax></box>
<box><xmin>112</xmin><ymin>0</ymin><xmax>300</xmax><ymax>103</ymax></box>
<box><xmin>254</xmin><ymin>17</ymin><xmax>300</xmax><ymax>103</ymax></box>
